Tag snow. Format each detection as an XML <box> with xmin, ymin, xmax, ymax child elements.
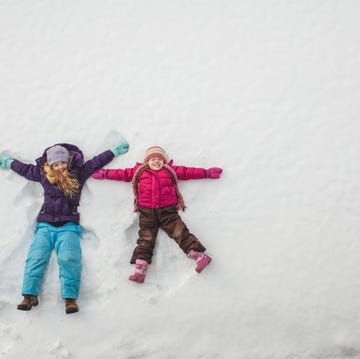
<box><xmin>1</xmin><ymin>1</ymin><xmax>360</xmax><ymax>358</ymax></box>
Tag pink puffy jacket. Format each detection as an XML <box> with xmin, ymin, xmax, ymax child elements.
<box><xmin>105</xmin><ymin>163</ymin><xmax>207</xmax><ymax>209</ymax></box>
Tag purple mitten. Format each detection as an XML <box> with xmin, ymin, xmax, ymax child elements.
<box><xmin>206</xmin><ymin>167</ymin><xmax>223</xmax><ymax>179</ymax></box>
<box><xmin>92</xmin><ymin>168</ymin><xmax>108</xmax><ymax>180</ymax></box>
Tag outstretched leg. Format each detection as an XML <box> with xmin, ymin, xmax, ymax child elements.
<box><xmin>21</xmin><ymin>224</ymin><xmax>54</xmax><ymax>297</ymax></box>
<box><xmin>159</xmin><ymin>206</ymin><xmax>206</xmax><ymax>255</ymax></box>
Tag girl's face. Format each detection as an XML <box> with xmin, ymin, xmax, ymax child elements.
<box><xmin>52</xmin><ymin>161</ymin><xmax>68</xmax><ymax>172</ymax></box>
<box><xmin>147</xmin><ymin>157</ymin><xmax>164</xmax><ymax>171</ymax></box>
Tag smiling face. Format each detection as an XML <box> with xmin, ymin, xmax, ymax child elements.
<box><xmin>51</xmin><ymin>161</ymin><xmax>68</xmax><ymax>172</ymax></box>
<box><xmin>147</xmin><ymin>157</ymin><xmax>164</xmax><ymax>171</ymax></box>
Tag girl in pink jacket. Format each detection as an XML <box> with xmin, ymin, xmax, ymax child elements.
<box><xmin>92</xmin><ymin>146</ymin><xmax>223</xmax><ymax>283</ymax></box>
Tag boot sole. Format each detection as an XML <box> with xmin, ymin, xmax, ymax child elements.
<box><xmin>66</xmin><ymin>307</ymin><xmax>79</xmax><ymax>314</ymax></box>
<box><xmin>129</xmin><ymin>274</ymin><xmax>145</xmax><ymax>283</ymax></box>
<box><xmin>196</xmin><ymin>257</ymin><xmax>212</xmax><ymax>273</ymax></box>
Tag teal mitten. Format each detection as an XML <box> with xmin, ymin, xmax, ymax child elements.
<box><xmin>0</xmin><ymin>157</ymin><xmax>14</xmax><ymax>169</ymax></box>
<box><xmin>111</xmin><ymin>141</ymin><xmax>129</xmax><ymax>156</ymax></box>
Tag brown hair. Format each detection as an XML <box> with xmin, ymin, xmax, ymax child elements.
<box><xmin>44</xmin><ymin>162</ymin><xmax>80</xmax><ymax>197</ymax></box>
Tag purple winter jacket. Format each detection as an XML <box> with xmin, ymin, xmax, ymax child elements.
<box><xmin>10</xmin><ymin>143</ymin><xmax>115</xmax><ymax>224</ymax></box>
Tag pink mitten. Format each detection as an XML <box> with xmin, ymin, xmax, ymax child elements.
<box><xmin>206</xmin><ymin>167</ymin><xmax>223</xmax><ymax>179</ymax></box>
<box><xmin>92</xmin><ymin>168</ymin><xmax>108</xmax><ymax>180</ymax></box>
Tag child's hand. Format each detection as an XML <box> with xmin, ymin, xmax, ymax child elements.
<box><xmin>92</xmin><ymin>168</ymin><xmax>108</xmax><ymax>180</ymax></box>
<box><xmin>111</xmin><ymin>141</ymin><xmax>129</xmax><ymax>156</ymax></box>
<box><xmin>0</xmin><ymin>157</ymin><xmax>14</xmax><ymax>169</ymax></box>
<box><xmin>206</xmin><ymin>167</ymin><xmax>223</xmax><ymax>179</ymax></box>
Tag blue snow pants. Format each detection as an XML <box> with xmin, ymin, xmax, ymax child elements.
<box><xmin>22</xmin><ymin>222</ymin><xmax>83</xmax><ymax>299</ymax></box>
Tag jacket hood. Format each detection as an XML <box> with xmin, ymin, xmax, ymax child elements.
<box><xmin>36</xmin><ymin>143</ymin><xmax>84</xmax><ymax>169</ymax></box>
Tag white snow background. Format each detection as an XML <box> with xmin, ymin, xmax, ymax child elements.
<box><xmin>1</xmin><ymin>1</ymin><xmax>360</xmax><ymax>358</ymax></box>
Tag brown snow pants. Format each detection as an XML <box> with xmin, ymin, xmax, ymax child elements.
<box><xmin>130</xmin><ymin>205</ymin><xmax>206</xmax><ymax>264</ymax></box>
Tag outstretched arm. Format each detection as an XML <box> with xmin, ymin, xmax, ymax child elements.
<box><xmin>1</xmin><ymin>157</ymin><xmax>42</xmax><ymax>182</ymax></box>
<box><xmin>82</xmin><ymin>140</ymin><xmax>129</xmax><ymax>180</ymax></box>
<box><xmin>92</xmin><ymin>166</ymin><xmax>137</xmax><ymax>182</ymax></box>
<box><xmin>173</xmin><ymin>165</ymin><xmax>223</xmax><ymax>180</ymax></box>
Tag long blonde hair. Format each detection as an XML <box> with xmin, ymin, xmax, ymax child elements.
<box><xmin>44</xmin><ymin>162</ymin><xmax>80</xmax><ymax>197</ymax></box>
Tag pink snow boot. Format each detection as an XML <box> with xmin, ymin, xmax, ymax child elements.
<box><xmin>187</xmin><ymin>250</ymin><xmax>212</xmax><ymax>273</ymax></box>
<box><xmin>129</xmin><ymin>259</ymin><xmax>148</xmax><ymax>283</ymax></box>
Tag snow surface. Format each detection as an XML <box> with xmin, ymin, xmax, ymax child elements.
<box><xmin>1</xmin><ymin>1</ymin><xmax>360</xmax><ymax>358</ymax></box>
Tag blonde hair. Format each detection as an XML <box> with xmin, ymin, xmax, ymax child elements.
<box><xmin>44</xmin><ymin>162</ymin><xmax>79</xmax><ymax>198</ymax></box>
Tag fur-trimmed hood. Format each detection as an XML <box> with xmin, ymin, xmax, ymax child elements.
<box><xmin>36</xmin><ymin>143</ymin><xmax>85</xmax><ymax>169</ymax></box>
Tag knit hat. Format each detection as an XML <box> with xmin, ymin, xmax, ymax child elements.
<box><xmin>144</xmin><ymin>146</ymin><xmax>168</xmax><ymax>163</ymax></box>
<box><xmin>46</xmin><ymin>145</ymin><xmax>69</xmax><ymax>166</ymax></box>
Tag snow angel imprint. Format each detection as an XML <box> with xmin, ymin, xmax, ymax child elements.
<box><xmin>92</xmin><ymin>145</ymin><xmax>223</xmax><ymax>284</ymax></box>
<box><xmin>0</xmin><ymin>140</ymin><xmax>129</xmax><ymax>313</ymax></box>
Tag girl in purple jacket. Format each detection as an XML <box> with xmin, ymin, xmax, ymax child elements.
<box><xmin>0</xmin><ymin>141</ymin><xmax>128</xmax><ymax>313</ymax></box>
<box><xmin>92</xmin><ymin>146</ymin><xmax>222</xmax><ymax>284</ymax></box>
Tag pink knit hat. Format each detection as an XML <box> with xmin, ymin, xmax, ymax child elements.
<box><xmin>144</xmin><ymin>146</ymin><xmax>168</xmax><ymax>163</ymax></box>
